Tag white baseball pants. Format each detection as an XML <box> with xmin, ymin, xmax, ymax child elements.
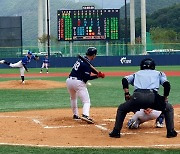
<box><xmin>9</xmin><ymin>60</ymin><xmax>25</xmax><ymax>76</ymax></box>
<box><xmin>131</xmin><ymin>109</ymin><xmax>162</xmax><ymax>123</ymax></box>
<box><xmin>66</xmin><ymin>77</ymin><xmax>90</xmax><ymax>117</ymax></box>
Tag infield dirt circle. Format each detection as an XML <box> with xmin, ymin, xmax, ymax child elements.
<box><xmin>0</xmin><ymin>72</ymin><xmax>179</xmax><ymax>148</ymax></box>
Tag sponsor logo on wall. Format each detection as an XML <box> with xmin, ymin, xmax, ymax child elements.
<box><xmin>120</xmin><ymin>57</ymin><xmax>132</xmax><ymax>64</ymax></box>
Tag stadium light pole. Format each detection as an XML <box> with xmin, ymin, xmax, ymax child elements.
<box><xmin>125</xmin><ymin>0</ymin><xmax>128</xmax><ymax>55</ymax></box>
<box><xmin>47</xmin><ymin>0</ymin><xmax>50</xmax><ymax>57</ymax></box>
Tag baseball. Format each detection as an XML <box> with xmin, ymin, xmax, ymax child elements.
<box><xmin>87</xmin><ymin>82</ymin><xmax>92</xmax><ymax>86</ymax></box>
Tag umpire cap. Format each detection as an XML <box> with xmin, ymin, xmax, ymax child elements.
<box><xmin>140</xmin><ymin>58</ymin><xmax>156</xmax><ymax>70</ymax></box>
<box><xmin>86</xmin><ymin>47</ymin><xmax>97</xmax><ymax>56</ymax></box>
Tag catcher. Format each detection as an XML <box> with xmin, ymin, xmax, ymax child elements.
<box><xmin>0</xmin><ymin>51</ymin><xmax>39</xmax><ymax>84</ymax></box>
<box><xmin>109</xmin><ymin>58</ymin><xmax>177</xmax><ymax>138</ymax></box>
<box><xmin>127</xmin><ymin>108</ymin><xmax>165</xmax><ymax>129</ymax></box>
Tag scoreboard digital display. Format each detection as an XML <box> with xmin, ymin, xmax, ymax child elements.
<box><xmin>57</xmin><ymin>9</ymin><xmax>120</xmax><ymax>41</ymax></box>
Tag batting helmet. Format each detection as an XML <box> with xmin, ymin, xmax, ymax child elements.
<box><xmin>86</xmin><ymin>47</ymin><xmax>97</xmax><ymax>56</ymax></box>
<box><xmin>140</xmin><ymin>58</ymin><xmax>156</xmax><ymax>70</ymax></box>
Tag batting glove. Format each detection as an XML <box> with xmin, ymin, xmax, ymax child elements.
<box><xmin>97</xmin><ymin>72</ymin><xmax>105</xmax><ymax>78</ymax></box>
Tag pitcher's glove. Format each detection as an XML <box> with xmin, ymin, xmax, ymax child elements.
<box><xmin>97</xmin><ymin>72</ymin><xmax>105</xmax><ymax>78</ymax></box>
<box><xmin>35</xmin><ymin>55</ymin><xmax>39</xmax><ymax>60</ymax></box>
<box><xmin>124</xmin><ymin>92</ymin><xmax>131</xmax><ymax>101</ymax></box>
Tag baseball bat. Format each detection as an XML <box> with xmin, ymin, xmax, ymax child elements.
<box><xmin>77</xmin><ymin>54</ymin><xmax>99</xmax><ymax>74</ymax></box>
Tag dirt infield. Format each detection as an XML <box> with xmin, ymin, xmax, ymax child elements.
<box><xmin>0</xmin><ymin>71</ymin><xmax>179</xmax><ymax>148</ymax></box>
<box><xmin>0</xmin><ymin>80</ymin><xmax>66</xmax><ymax>90</ymax></box>
<box><xmin>0</xmin><ymin>70</ymin><xmax>180</xmax><ymax>78</ymax></box>
<box><xmin>0</xmin><ymin>108</ymin><xmax>179</xmax><ymax>148</ymax></box>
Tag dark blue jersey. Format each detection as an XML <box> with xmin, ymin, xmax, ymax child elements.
<box><xmin>21</xmin><ymin>55</ymin><xmax>35</xmax><ymax>65</ymax></box>
<box><xmin>43</xmin><ymin>57</ymin><xmax>49</xmax><ymax>64</ymax></box>
<box><xmin>69</xmin><ymin>56</ymin><xmax>98</xmax><ymax>83</ymax></box>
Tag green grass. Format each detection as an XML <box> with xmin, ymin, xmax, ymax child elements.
<box><xmin>0</xmin><ymin>76</ymin><xmax>179</xmax><ymax>112</ymax></box>
<box><xmin>0</xmin><ymin>65</ymin><xmax>179</xmax><ymax>74</ymax></box>
<box><xmin>0</xmin><ymin>66</ymin><xmax>179</xmax><ymax>153</ymax></box>
<box><xmin>0</xmin><ymin>146</ymin><xmax>180</xmax><ymax>154</ymax></box>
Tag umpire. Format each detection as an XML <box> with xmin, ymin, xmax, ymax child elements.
<box><xmin>109</xmin><ymin>58</ymin><xmax>177</xmax><ymax>138</ymax></box>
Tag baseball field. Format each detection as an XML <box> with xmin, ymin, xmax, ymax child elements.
<box><xmin>0</xmin><ymin>66</ymin><xmax>179</xmax><ymax>153</ymax></box>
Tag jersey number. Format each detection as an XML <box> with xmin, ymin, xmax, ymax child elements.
<box><xmin>73</xmin><ymin>61</ymin><xmax>80</xmax><ymax>70</ymax></box>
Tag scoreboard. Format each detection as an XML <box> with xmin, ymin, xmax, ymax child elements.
<box><xmin>57</xmin><ymin>8</ymin><xmax>120</xmax><ymax>41</ymax></box>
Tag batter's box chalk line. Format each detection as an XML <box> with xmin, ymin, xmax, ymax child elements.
<box><xmin>32</xmin><ymin>118</ymin><xmax>102</xmax><ymax>129</ymax></box>
<box><xmin>32</xmin><ymin>118</ymin><xmax>180</xmax><ymax>136</ymax></box>
<box><xmin>32</xmin><ymin>118</ymin><xmax>110</xmax><ymax>130</ymax></box>
<box><xmin>0</xmin><ymin>115</ymin><xmax>179</xmax><ymax>135</ymax></box>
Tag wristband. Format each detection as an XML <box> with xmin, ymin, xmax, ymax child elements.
<box><xmin>125</xmin><ymin>92</ymin><xmax>130</xmax><ymax>95</ymax></box>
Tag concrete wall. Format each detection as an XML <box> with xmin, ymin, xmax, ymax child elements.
<box><xmin>0</xmin><ymin>55</ymin><xmax>179</xmax><ymax>69</ymax></box>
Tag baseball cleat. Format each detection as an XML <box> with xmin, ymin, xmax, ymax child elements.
<box><xmin>127</xmin><ymin>119</ymin><xmax>140</xmax><ymax>129</ymax></box>
<box><xmin>155</xmin><ymin>121</ymin><xmax>164</xmax><ymax>128</ymax></box>
<box><xmin>167</xmin><ymin>130</ymin><xmax>177</xmax><ymax>138</ymax></box>
<box><xmin>0</xmin><ymin>60</ymin><xmax>5</xmax><ymax>64</ymax></box>
<box><xmin>40</xmin><ymin>71</ymin><xmax>42</xmax><ymax>73</ymax></box>
<box><xmin>73</xmin><ymin>115</ymin><xmax>81</xmax><ymax>120</ymax></box>
<box><xmin>81</xmin><ymin>114</ymin><xmax>94</xmax><ymax>124</ymax></box>
<box><xmin>155</xmin><ymin>115</ymin><xmax>164</xmax><ymax>128</ymax></box>
<box><xmin>109</xmin><ymin>129</ymin><xmax>120</xmax><ymax>138</ymax></box>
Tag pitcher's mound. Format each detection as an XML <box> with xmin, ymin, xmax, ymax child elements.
<box><xmin>0</xmin><ymin>80</ymin><xmax>66</xmax><ymax>90</ymax></box>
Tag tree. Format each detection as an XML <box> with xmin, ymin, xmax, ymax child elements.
<box><xmin>150</xmin><ymin>27</ymin><xmax>178</xmax><ymax>50</ymax></box>
<box><xmin>150</xmin><ymin>27</ymin><xmax>177</xmax><ymax>43</ymax></box>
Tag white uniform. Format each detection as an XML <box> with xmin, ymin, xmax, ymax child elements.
<box><xmin>9</xmin><ymin>60</ymin><xmax>25</xmax><ymax>76</ymax></box>
<box><xmin>130</xmin><ymin>109</ymin><xmax>162</xmax><ymax>123</ymax></box>
<box><xmin>0</xmin><ymin>53</ymin><xmax>36</xmax><ymax>83</ymax></box>
<box><xmin>66</xmin><ymin>78</ymin><xmax>90</xmax><ymax>116</ymax></box>
<box><xmin>40</xmin><ymin>56</ymin><xmax>49</xmax><ymax>73</ymax></box>
<box><xmin>66</xmin><ymin>56</ymin><xmax>98</xmax><ymax>118</ymax></box>
<box><xmin>41</xmin><ymin>62</ymin><xmax>48</xmax><ymax>69</ymax></box>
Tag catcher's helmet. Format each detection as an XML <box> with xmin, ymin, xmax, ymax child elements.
<box><xmin>86</xmin><ymin>47</ymin><xmax>97</xmax><ymax>56</ymax></box>
<box><xmin>140</xmin><ymin>58</ymin><xmax>156</xmax><ymax>70</ymax></box>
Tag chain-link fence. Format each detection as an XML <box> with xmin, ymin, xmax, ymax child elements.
<box><xmin>0</xmin><ymin>42</ymin><xmax>180</xmax><ymax>58</ymax></box>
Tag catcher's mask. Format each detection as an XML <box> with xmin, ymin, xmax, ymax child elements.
<box><xmin>86</xmin><ymin>47</ymin><xmax>97</xmax><ymax>56</ymax></box>
<box><xmin>140</xmin><ymin>58</ymin><xmax>156</xmax><ymax>70</ymax></box>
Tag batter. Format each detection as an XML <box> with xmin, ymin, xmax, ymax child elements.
<box><xmin>66</xmin><ymin>47</ymin><xmax>105</xmax><ymax>124</ymax></box>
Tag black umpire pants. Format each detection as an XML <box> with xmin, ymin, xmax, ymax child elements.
<box><xmin>114</xmin><ymin>89</ymin><xmax>175</xmax><ymax>133</ymax></box>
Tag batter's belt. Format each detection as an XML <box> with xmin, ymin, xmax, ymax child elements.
<box><xmin>69</xmin><ymin>76</ymin><xmax>83</xmax><ymax>82</ymax></box>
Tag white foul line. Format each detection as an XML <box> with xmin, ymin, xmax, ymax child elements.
<box><xmin>32</xmin><ymin>118</ymin><xmax>89</xmax><ymax>129</ymax></box>
<box><xmin>0</xmin><ymin>142</ymin><xmax>180</xmax><ymax>149</ymax></box>
<box><xmin>95</xmin><ymin>125</ymin><xmax>108</xmax><ymax>131</ymax></box>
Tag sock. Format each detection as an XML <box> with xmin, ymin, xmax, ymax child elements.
<box><xmin>21</xmin><ymin>76</ymin><xmax>24</xmax><ymax>82</ymax></box>
<box><xmin>4</xmin><ymin>61</ymin><xmax>10</xmax><ymax>65</ymax></box>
